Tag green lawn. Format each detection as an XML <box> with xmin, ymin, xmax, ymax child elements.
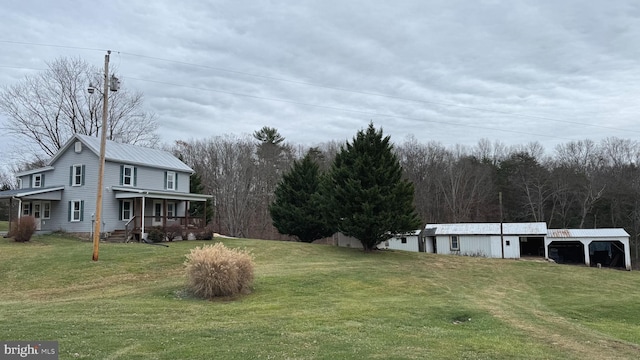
<box><xmin>1</xmin><ymin>235</ymin><xmax>639</xmax><ymax>359</ymax></box>
<box><xmin>0</xmin><ymin>220</ymin><xmax>8</xmax><ymax>231</ymax></box>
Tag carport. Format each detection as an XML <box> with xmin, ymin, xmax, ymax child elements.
<box><xmin>546</xmin><ymin>229</ymin><xmax>632</xmax><ymax>270</ymax></box>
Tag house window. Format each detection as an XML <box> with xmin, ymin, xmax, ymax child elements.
<box><xmin>450</xmin><ymin>235</ymin><xmax>460</xmax><ymax>251</ymax></box>
<box><xmin>154</xmin><ymin>202</ymin><xmax>163</xmax><ymax>222</ymax></box>
<box><xmin>167</xmin><ymin>203</ymin><xmax>175</xmax><ymax>219</ymax></box>
<box><xmin>69</xmin><ymin>200</ymin><xmax>84</xmax><ymax>222</ymax></box>
<box><xmin>72</xmin><ymin>165</ymin><xmax>85</xmax><ymax>186</ymax></box>
<box><xmin>17</xmin><ymin>178</ymin><xmax>22</xmax><ymax>189</ymax></box>
<box><xmin>166</xmin><ymin>171</ymin><xmax>176</xmax><ymax>190</ymax></box>
<box><xmin>400</xmin><ymin>237</ymin><xmax>407</xmax><ymax>244</ymax></box>
<box><xmin>121</xmin><ymin>165</ymin><xmax>136</xmax><ymax>186</ymax></box>
<box><xmin>22</xmin><ymin>202</ymin><xmax>30</xmax><ymax>216</ymax></box>
<box><xmin>121</xmin><ymin>200</ymin><xmax>133</xmax><ymax>221</ymax></box>
<box><xmin>43</xmin><ymin>202</ymin><xmax>51</xmax><ymax>219</ymax></box>
<box><xmin>32</xmin><ymin>174</ymin><xmax>43</xmax><ymax>188</ymax></box>
<box><xmin>33</xmin><ymin>202</ymin><xmax>41</xmax><ymax>219</ymax></box>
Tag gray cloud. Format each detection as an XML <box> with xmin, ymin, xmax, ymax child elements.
<box><xmin>2</xmin><ymin>0</ymin><xmax>640</xmax><ymax>168</ymax></box>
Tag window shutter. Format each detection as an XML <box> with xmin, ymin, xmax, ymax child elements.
<box><xmin>68</xmin><ymin>201</ymin><xmax>71</xmax><ymax>222</ymax></box>
<box><xmin>133</xmin><ymin>167</ymin><xmax>137</xmax><ymax>187</ymax></box>
<box><xmin>175</xmin><ymin>173</ymin><xmax>178</xmax><ymax>190</ymax></box>
<box><xmin>164</xmin><ymin>171</ymin><xmax>167</xmax><ymax>189</ymax></box>
<box><xmin>82</xmin><ymin>165</ymin><xmax>86</xmax><ymax>185</ymax></box>
<box><xmin>120</xmin><ymin>165</ymin><xmax>124</xmax><ymax>185</ymax></box>
<box><xmin>69</xmin><ymin>166</ymin><xmax>73</xmax><ymax>186</ymax></box>
<box><xmin>41</xmin><ymin>174</ymin><xmax>45</xmax><ymax>187</ymax></box>
<box><xmin>80</xmin><ymin>201</ymin><xmax>84</xmax><ymax>221</ymax></box>
<box><xmin>119</xmin><ymin>201</ymin><xmax>123</xmax><ymax>221</ymax></box>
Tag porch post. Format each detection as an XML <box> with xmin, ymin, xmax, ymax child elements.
<box><xmin>203</xmin><ymin>200</ymin><xmax>207</xmax><ymax>227</ymax></box>
<box><xmin>141</xmin><ymin>196</ymin><xmax>146</xmax><ymax>239</ymax></box>
<box><xmin>8</xmin><ymin>198</ymin><xmax>13</xmax><ymax>234</ymax></box>
<box><xmin>185</xmin><ymin>200</ymin><xmax>190</xmax><ymax>228</ymax></box>
<box><xmin>163</xmin><ymin>199</ymin><xmax>167</xmax><ymax>228</ymax></box>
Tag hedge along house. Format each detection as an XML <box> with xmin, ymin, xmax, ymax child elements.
<box><xmin>546</xmin><ymin>229</ymin><xmax>632</xmax><ymax>270</ymax></box>
<box><xmin>421</xmin><ymin>222</ymin><xmax>548</xmax><ymax>259</ymax></box>
<box><xmin>0</xmin><ymin>134</ymin><xmax>211</xmax><ymax>240</ymax></box>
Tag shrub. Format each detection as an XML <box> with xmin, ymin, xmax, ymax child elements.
<box><xmin>12</xmin><ymin>216</ymin><xmax>37</xmax><ymax>242</ymax></box>
<box><xmin>184</xmin><ymin>242</ymin><xmax>254</xmax><ymax>299</ymax></box>
<box><xmin>195</xmin><ymin>226</ymin><xmax>214</xmax><ymax>240</ymax></box>
<box><xmin>147</xmin><ymin>226</ymin><xmax>165</xmax><ymax>243</ymax></box>
<box><xmin>165</xmin><ymin>223</ymin><xmax>183</xmax><ymax>241</ymax></box>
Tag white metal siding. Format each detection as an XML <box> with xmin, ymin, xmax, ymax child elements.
<box><xmin>458</xmin><ymin>235</ymin><xmax>493</xmax><ymax>257</ymax></box>
<box><xmin>385</xmin><ymin>235</ymin><xmax>420</xmax><ymax>252</ymax></box>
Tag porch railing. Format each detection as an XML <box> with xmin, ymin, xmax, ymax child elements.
<box><xmin>124</xmin><ymin>215</ymin><xmax>207</xmax><ymax>242</ymax></box>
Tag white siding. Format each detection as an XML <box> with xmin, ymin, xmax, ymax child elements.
<box><xmin>384</xmin><ymin>235</ymin><xmax>420</xmax><ymax>252</ymax></box>
<box><xmin>45</xmin><ymin>143</ymin><xmax>98</xmax><ymax>233</ymax></box>
<box><xmin>434</xmin><ymin>234</ymin><xmax>520</xmax><ymax>258</ymax></box>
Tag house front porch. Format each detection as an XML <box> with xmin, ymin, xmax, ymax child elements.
<box><xmin>112</xmin><ymin>186</ymin><xmax>212</xmax><ymax>242</ymax></box>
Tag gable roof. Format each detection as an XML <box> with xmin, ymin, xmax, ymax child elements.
<box><xmin>50</xmin><ymin>134</ymin><xmax>193</xmax><ymax>173</ymax></box>
<box><xmin>424</xmin><ymin>222</ymin><xmax>547</xmax><ymax>236</ymax></box>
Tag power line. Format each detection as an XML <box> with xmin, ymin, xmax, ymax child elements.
<box><xmin>0</xmin><ymin>40</ymin><xmax>108</xmax><ymax>53</ymax></box>
<box><xmin>126</xmin><ymin>76</ymin><xmax>576</xmax><ymax>142</ymax></box>
<box><xmin>0</xmin><ymin>65</ymin><xmax>47</xmax><ymax>71</ymax></box>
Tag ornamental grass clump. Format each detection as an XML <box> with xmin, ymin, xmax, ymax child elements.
<box><xmin>185</xmin><ymin>242</ymin><xmax>254</xmax><ymax>299</ymax></box>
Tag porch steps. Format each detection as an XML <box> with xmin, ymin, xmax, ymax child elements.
<box><xmin>107</xmin><ymin>230</ymin><xmax>129</xmax><ymax>243</ymax></box>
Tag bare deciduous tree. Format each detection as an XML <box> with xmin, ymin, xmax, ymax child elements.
<box><xmin>0</xmin><ymin>57</ymin><xmax>159</xmax><ymax>158</ymax></box>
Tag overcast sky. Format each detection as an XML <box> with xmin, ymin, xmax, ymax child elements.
<box><xmin>2</xmin><ymin>0</ymin><xmax>640</xmax><ymax>167</ymax></box>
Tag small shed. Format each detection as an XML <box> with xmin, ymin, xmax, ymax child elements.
<box><xmin>334</xmin><ymin>232</ymin><xmax>363</xmax><ymax>249</ymax></box>
<box><xmin>423</xmin><ymin>222</ymin><xmax>548</xmax><ymax>259</ymax></box>
<box><xmin>378</xmin><ymin>230</ymin><xmax>426</xmax><ymax>252</ymax></box>
<box><xmin>546</xmin><ymin>229</ymin><xmax>632</xmax><ymax>270</ymax></box>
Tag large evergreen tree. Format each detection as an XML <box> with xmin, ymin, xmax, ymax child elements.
<box><xmin>324</xmin><ymin>123</ymin><xmax>422</xmax><ymax>251</ymax></box>
<box><xmin>270</xmin><ymin>152</ymin><xmax>334</xmax><ymax>242</ymax></box>
<box><xmin>189</xmin><ymin>171</ymin><xmax>213</xmax><ymax>225</ymax></box>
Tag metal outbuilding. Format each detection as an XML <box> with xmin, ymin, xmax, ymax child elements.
<box><xmin>546</xmin><ymin>229</ymin><xmax>631</xmax><ymax>270</ymax></box>
<box><xmin>422</xmin><ymin>222</ymin><xmax>547</xmax><ymax>259</ymax></box>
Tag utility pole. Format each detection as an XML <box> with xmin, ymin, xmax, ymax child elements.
<box><xmin>92</xmin><ymin>50</ymin><xmax>110</xmax><ymax>261</ymax></box>
<box><xmin>500</xmin><ymin>192</ymin><xmax>504</xmax><ymax>259</ymax></box>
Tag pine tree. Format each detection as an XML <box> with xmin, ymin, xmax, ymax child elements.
<box><xmin>189</xmin><ymin>171</ymin><xmax>213</xmax><ymax>225</ymax></box>
<box><xmin>270</xmin><ymin>152</ymin><xmax>334</xmax><ymax>242</ymax></box>
<box><xmin>324</xmin><ymin>123</ymin><xmax>422</xmax><ymax>251</ymax></box>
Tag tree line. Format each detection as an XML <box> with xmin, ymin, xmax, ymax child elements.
<box><xmin>175</xmin><ymin>133</ymin><xmax>640</xmax><ymax>256</ymax></box>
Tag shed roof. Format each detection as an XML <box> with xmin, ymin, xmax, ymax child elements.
<box><xmin>49</xmin><ymin>134</ymin><xmax>193</xmax><ymax>173</ymax></box>
<box><xmin>547</xmin><ymin>228</ymin><xmax>629</xmax><ymax>238</ymax></box>
<box><xmin>0</xmin><ymin>185</ymin><xmax>65</xmax><ymax>199</ymax></box>
<box><xmin>424</xmin><ymin>222</ymin><xmax>547</xmax><ymax>236</ymax></box>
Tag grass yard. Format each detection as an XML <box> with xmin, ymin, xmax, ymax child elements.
<box><xmin>1</xmin><ymin>235</ymin><xmax>639</xmax><ymax>359</ymax></box>
<box><xmin>0</xmin><ymin>220</ymin><xmax>8</xmax><ymax>231</ymax></box>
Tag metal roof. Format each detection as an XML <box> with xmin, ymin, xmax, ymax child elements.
<box><xmin>547</xmin><ymin>228</ymin><xmax>629</xmax><ymax>238</ymax></box>
<box><xmin>0</xmin><ymin>186</ymin><xmax>65</xmax><ymax>199</ymax></box>
<box><xmin>112</xmin><ymin>186</ymin><xmax>212</xmax><ymax>201</ymax></box>
<box><xmin>50</xmin><ymin>134</ymin><xmax>193</xmax><ymax>173</ymax></box>
<box><xmin>424</xmin><ymin>222</ymin><xmax>547</xmax><ymax>236</ymax></box>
